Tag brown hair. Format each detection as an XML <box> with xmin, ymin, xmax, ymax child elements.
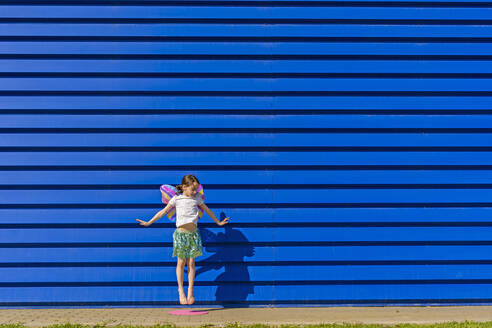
<box><xmin>175</xmin><ymin>174</ymin><xmax>200</xmax><ymax>194</ymax></box>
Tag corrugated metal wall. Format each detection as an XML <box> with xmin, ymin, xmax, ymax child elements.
<box><xmin>2</xmin><ymin>0</ymin><xmax>492</xmax><ymax>308</ymax></box>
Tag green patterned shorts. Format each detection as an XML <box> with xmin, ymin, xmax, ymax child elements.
<box><xmin>172</xmin><ymin>228</ymin><xmax>203</xmax><ymax>259</ymax></box>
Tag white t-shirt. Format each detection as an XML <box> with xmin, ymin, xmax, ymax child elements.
<box><xmin>168</xmin><ymin>193</ymin><xmax>204</xmax><ymax>228</ymax></box>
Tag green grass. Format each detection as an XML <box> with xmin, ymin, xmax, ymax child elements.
<box><xmin>3</xmin><ymin>322</ymin><xmax>492</xmax><ymax>328</ymax></box>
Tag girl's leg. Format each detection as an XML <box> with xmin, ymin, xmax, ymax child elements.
<box><xmin>176</xmin><ymin>258</ymin><xmax>188</xmax><ymax>305</ymax></box>
<box><xmin>186</xmin><ymin>257</ymin><xmax>196</xmax><ymax>305</ymax></box>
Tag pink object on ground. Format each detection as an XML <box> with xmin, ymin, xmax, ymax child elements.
<box><xmin>168</xmin><ymin>309</ymin><xmax>209</xmax><ymax>316</ymax></box>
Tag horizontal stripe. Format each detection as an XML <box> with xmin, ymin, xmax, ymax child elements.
<box><xmin>3</xmin><ymin>91</ymin><xmax>492</xmax><ymax>96</ymax></box>
<box><xmin>1</xmin><ymin>299</ymin><xmax>492</xmax><ymax>307</ymax></box>
<box><xmin>3</xmin><ymin>18</ymin><xmax>492</xmax><ymax>25</ymax></box>
<box><xmin>1</xmin><ymin>207</ymin><xmax>491</xmax><ymax>223</ymax></box>
<box><xmin>1</xmin><ymin>170</ymin><xmax>492</xmax><ymax>186</ymax></box>
<box><xmin>1</xmin><ymin>97</ymin><xmax>492</xmax><ymax>110</ymax></box>
<box><xmin>3</xmin><ymin>1</ymin><xmax>492</xmax><ymax>8</ymax></box>
<box><xmin>1</xmin><ymin>241</ymin><xmax>492</xmax><ymax>247</ymax></box>
<box><xmin>2</xmin><ymin>203</ymin><xmax>492</xmax><ymax>209</ymax></box>
<box><xmin>2</xmin><ymin>263</ymin><xmax>492</xmax><ymax>293</ymax></box>
<box><xmin>4</xmin><ymin>78</ymin><xmax>492</xmax><ymax>92</ymax></box>
<box><xmin>4</xmin><ymin>36</ymin><xmax>492</xmax><ymax>42</ymax></box>
<box><xmin>2</xmin><ymin>285</ymin><xmax>492</xmax><ymax>302</ymax></box>
<box><xmin>3</xmin><ymin>204</ymin><xmax>492</xmax><ymax>211</ymax></box>
<box><xmin>5</xmin><ymin>183</ymin><xmax>492</xmax><ymax>189</ymax></box>
<box><xmin>1</xmin><ymin>165</ymin><xmax>492</xmax><ymax>170</ymax></box>
<box><xmin>4</xmin><ymin>114</ymin><xmax>492</xmax><ymax>128</ymax></box>
<box><xmin>6</xmin><ymin>153</ymin><xmax>492</xmax><ymax>166</ymax></box>
<box><xmin>2</xmin><ymin>261</ymin><xmax>492</xmax><ymax>267</ymax></box>
<box><xmin>4</xmin><ymin>135</ymin><xmax>492</xmax><ymax>146</ymax></box>
<box><xmin>2</xmin><ymin>2</ymin><xmax>492</xmax><ymax>10</ymax></box>
<box><xmin>2</xmin><ymin>110</ymin><xmax>492</xmax><ymax>115</ymax></box>
<box><xmin>0</xmin><ymin>245</ymin><xmax>490</xmax><ymax>262</ymax></box>
<box><xmin>4</xmin><ymin>189</ymin><xmax>492</xmax><ymax>203</ymax></box>
<box><xmin>2</xmin><ymin>128</ymin><xmax>492</xmax><ymax>133</ymax></box>
<box><xmin>3</xmin><ymin>146</ymin><xmax>492</xmax><ymax>151</ymax></box>
<box><xmin>4</xmin><ymin>226</ymin><xmax>492</xmax><ymax>242</ymax></box>
<box><xmin>0</xmin><ymin>136</ymin><xmax>490</xmax><ymax>146</ymax></box>
<box><xmin>6</xmin><ymin>24</ymin><xmax>492</xmax><ymax>37</ymax></box>
<box><xmin>6</xmin><ymin>73</ymin><xmax>492</xmax><ymax>78</ymax></box>
<box><xmin>1</xmin><ymin>279</ymin><xmax>492</xmax><ymax>287</ymax></box>
<box><xmin>2</xmin><ymin>55</ymin><xmax>492</xmax><ymax>60</ymax></box>
<box><xmin>5</xmin><ymin>265</ymin><xmax>492</xmax><ymax>283</ymax></box>
<box><xmin>4</xmin><ymin>60</ymin><xmax>492</xmax><ymax>74</ymax></box>
<box><xmin>3</xmin><ymin>221</ymin><xmax>492</xmax><ymax>228</ymax></box>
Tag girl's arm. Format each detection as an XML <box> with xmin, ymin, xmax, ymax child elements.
<box><xmin>200</xmin><ymin>203</ymin><xmax>230</xmax><ymax>226</ymax></box>
<box><xmin>137</xmin><ymin>203</ymin><xmax>174</xmax><ymax>226</ymax></box>
<box><xmin>148</xmin><ymin>202</ymin><xmax>173</xmax><ymax>224</ymax></box>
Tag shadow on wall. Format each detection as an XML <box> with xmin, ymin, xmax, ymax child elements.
<box><xmin>193</xmin><ymin>212</ymin><xmax>256</xmax><ymax>307</ymax></box>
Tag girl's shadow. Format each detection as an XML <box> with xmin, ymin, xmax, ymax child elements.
<box><xmin>194</xmin><ymin>213</ymin><xmax>255</xmax><ymax>308</ymax></box>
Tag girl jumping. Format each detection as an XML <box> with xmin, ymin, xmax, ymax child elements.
<box><xmin>136</xmin><ymin>174</ymin><xmax>230</xmax><ymax>305</ymax></box>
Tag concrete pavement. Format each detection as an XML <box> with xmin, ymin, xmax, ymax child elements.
<box><xmin>2</xmin><ymin>306</ymin><xmax>492</xmax><ymax>327</ymax></box>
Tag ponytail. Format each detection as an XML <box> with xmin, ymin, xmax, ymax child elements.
<box><xmin>176</xmin><ymin>184</ymin><xmax>183</xmax><ymax>194</ymax></box>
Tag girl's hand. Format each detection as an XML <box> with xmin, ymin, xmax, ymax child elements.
<box><xmin>218</xmin><ymin>217</ymin><xmax>230</xmax><ymax>226</ymax></box>
<box><xmin>136</xmin><ymin>219</ymin><xmax>151</xmax><ymax>227</ymax></box>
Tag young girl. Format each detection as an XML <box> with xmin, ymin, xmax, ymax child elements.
<box><xmin>136</xmin><ymin>174</ymin><xmax>230</xmax><ymax>305</ymax></box>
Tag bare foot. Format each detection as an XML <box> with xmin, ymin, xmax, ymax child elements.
<box><xmin>178</xmin><ymin>289</ymin><xmax>188</xmax><ymax>305</ymax></box>
<box><xmin>187</xmin><ymin>293</ymin><xmax>195</xmax><ymax>305</ymax></box>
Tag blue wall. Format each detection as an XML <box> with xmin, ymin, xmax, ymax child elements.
<box><xmin>2</xmin><ymin>0</ymin><xmax>492</xmax><ymax>308</ymax></box>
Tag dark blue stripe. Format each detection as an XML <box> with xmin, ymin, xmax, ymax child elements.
<box><xmin>2</xmin><ymin>128</ymin><xmax>492</xmax><ymax>133</ymax></box>
<box><xmin>5</xmin><ymin>73</ymin><xmax>492</xmax><ymax>78</ymax></box>
<box><xmin>2</xmin><ymin>18</ymin><xmax>492</xmax><ymax>25</ymax></box>
<box><xmin>1</xmin><ymin>109</ymin><xmax>492</xmax><ymax>115</ymax></box>
<box><xmin>2</xmin><ymin>299</ymin><xmax>492</xmax><ymax>307</ymax></box>
<box><xmin>3</xmin><ymin>36</ymin><xmax>492</xmax><ymax>42</ymax></box>
<box><xmin>1</xmin><ymin>54</ymin><xmax>492</xmax><ymax>60</ymax></box>
<box><xmin>2</xmin><ymin>260</ymin><xmax>492</xmax><ymax>267</ymax></box>
<box><xmin>1</xmin><ymin>241</ymin><xmax>492</xmax><ymax>247</ymax></box>
<box><xmin>0</xmin><ymin>1</ymin><xmax>491</xmax><ymax>8</ymax></box>
<box><xmin>2</xmin><ymin>91</ymin><xmax>492</xmax><ymax>96</ymax></box>
<box><xmin>2</xmin><ymin>279</ymin><xmax>492</xmax><ymax>287</ymax></box>
<box><xmin>1</xmin><ymin>221</ymin><xmax>492</xmax><ymax>228</ymax></box>
<box><xmin>3</xmin><ymin>165</ymin><xmax>492</xmax><ymax>171</ymax></box>
<box><xmin>2</xmin><ymin>202</ymin><xmax>492</xmax><ymax>209</ymax></box>
<box><xmin>2</xmin><ymin>146</ymin><xmax>492</xmax><ymax>151</ymax></box>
